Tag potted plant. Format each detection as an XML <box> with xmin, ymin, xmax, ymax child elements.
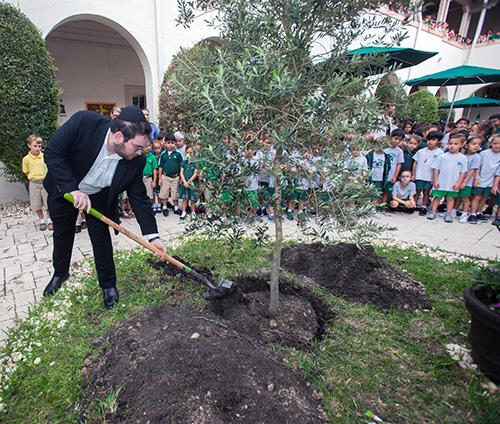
<box><xmin>463</xmin><ymin>263</ymin><xmax>500</xmax><ymax>383</ymax></box>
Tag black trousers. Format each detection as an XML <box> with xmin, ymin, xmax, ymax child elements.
<box><xmin>48</xmin><ymin>190</ymin><xmax>117</xmax><ymax>289</ymax></box>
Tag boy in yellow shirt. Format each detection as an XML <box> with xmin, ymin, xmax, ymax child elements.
<box><xmin>22</xmin><ymin>135</ymin><xmax>52</xmax><ymax>230</ymax></box>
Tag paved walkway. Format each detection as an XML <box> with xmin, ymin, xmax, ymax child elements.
<box><xmin>1</xmin><ymin>208</ymin><xmax>499</xmax><ymax>346</ymax></box>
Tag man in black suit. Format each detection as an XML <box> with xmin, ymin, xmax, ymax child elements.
<box><xmin>43</xmin><ymin>106</ymin><xmax>167</xmax><ymax>308</ymax></box>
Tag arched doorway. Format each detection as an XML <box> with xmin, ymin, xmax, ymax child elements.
<box><xmin>45</xmin><ymin>16</ymin><xmax>151</xmax><ymax>122</ymax></box>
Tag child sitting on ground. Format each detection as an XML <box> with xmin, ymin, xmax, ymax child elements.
<box><xmin>22</xmin><ymin>135</ymin><xmax>53</xmax><ymax>231</ymax></box>
<box><xmin>412</xmin><ymin>130</ymin><xmax>444</xmax><ymax>215</ymax></box>
<box><xmin>389</xmin><ymin>170</ymin><xmax>416</xmax><ymax>213</ymax></box>
<box><xmin>178</xmin><ymin>144</ymin><xmax>199</xmax><ymax>220</ymax></box>
<box><xmin>427</xmin><ymin>135</ymin><xmax>467</xmax><ymax>222</ymax></box>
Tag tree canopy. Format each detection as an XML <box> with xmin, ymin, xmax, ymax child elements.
<box><xmin>170</xmin><ymin>0</ymin><xmax>409</xmax><ymax>314</ymax></box>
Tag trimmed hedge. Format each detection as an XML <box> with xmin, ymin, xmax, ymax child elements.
<box><xmin>0</xmin><ymin>2</ymin><xmax>59</xmax><ymax>183</ymax></box>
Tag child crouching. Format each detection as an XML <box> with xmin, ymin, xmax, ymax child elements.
<box><xmin>389</xmin><ymin>170</ymin><xmax>416</xmax><ymax>213</ymax></box>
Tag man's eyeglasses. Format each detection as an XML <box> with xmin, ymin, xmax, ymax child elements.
<box><xmin>130</xmin><ymin>141</ymin><xmax>146</xmax><ymax>152</ymax></box>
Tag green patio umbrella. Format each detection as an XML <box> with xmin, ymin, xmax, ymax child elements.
<box><xmin>347</xmin><ymin>46</ymin><xmax>438</xmax><ymax>70</ymax></box>
<box><xmin>406</xmin><ymin>65</ymin><xmax>500</xmax><ymax>87</ymax></box>
<box><xmin>438</xmin><ymin>96</ymin><xmax>500</xmax><ymax>109</ymax></box>
<box><xmin>407</xmin><ymin>65</ymin><xmax>500</xmax><ymax>126</ymax></box>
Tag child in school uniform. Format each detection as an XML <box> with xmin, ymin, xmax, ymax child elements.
<box><xmin>365</xmin><ymin>137</ymin><xmax>390</xmax><ymax>214</ymax></box>
<box><xmin>389</xmin><ymin>169</ymin><xmax>416</xmax><ymax>213</ymax></box>
<box><xmin>381</xmin><ymin>129</ymin><xmax>405</xmax><ymax>205</ymax></box>
<box><xmin>344</xmin><ymin>148</ymin><xmax>368</xmax><ymax>210</ymax></box>
<box><xmin>457</xmin><ymin>136</ymin><xmax>482</xmax><ymax>223</ymax></box>
<box><xmin>244</xmin><ymin>148</ymin><xmax>263</xmax><ymax>223</ymax></box>
<box><xmin>158</xmin><ymin>137</ymin><xmax>183</xmax><ymax>216</ymax></box>
<box><xmin>490</xmin><ymin>165</ymin><xmax>500</xmax><ymax>226</ymax></box>
<box><xmin>401</xmin><ymin>134</ymin><xmax>421</xmax><ymax>173</ymax></box>
<box><xmin>22</xmin><ymin>134</ymin><xmax>53</xmax><ymax>230</ymax></box>
<box><xmin>178</xmin><ymin>145</ymin><xmax>199</xmax><ymax>219</ymax></box>
<box><xmin>412</xmin><ymin>130</ymin><xmax>444</xmax><ymax>215</ymax></box>
<box><xmin>469</xmin><ymin>134</ymin><xmax>500</xmax><ymax>223</ymax></box>
<box><xmin>142</xmin><ymin>140</ymin><xmax>158</xmax><ymax>208</ymax></box>
<box><xmin>427</xmin><ymin>135</ymin><xmax>468</xmax><ymax>222</ymax></box>
<box><xmin>151</xmin><ymin>140</ymin><xmax>163</xmax><ymax>213</ymax></box>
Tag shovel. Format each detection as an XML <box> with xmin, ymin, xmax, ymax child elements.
<box><xmin>64</xmin><ymin>193</ymin><xmax>237</xmax><ymax>300</ymax></box>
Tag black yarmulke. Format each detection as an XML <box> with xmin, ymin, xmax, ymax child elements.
<box><xmin>118</xmin><ymin>105</ymin><xmax>147</xmax><ymax>122</ymax></box>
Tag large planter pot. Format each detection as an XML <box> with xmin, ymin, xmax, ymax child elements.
<box><xmin>463</xmin><ymin>286</ymin><xmax>500</xmax><ymax>383</ymax></box>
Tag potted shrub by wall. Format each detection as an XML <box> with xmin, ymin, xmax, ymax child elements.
<box><xmin>463</xmin><ymin>263</ymin><xmax>500</xmax><ymax>383</ymax></box>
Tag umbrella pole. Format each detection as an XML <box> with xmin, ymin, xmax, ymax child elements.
<box><xmin>445</xmin><ymin>78</ymin><xmax>462</xmax><ymax>129</ymax></box>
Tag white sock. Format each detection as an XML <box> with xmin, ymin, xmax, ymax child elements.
<box><xmin>47</xmin><ymin>218</ymin><xmax>53</xmax><ymax>224</ymax></box>
<box><xmin>181</xmin><ymin>211</ymin><xmax>186</xmax><ymax>217</ymax></box>
<box><xmin>40</xmin><ymin>218</ymin><xmax>46</xmax><ymax>224</ymax></box>
<box><xmin>191</xmin><ymin>212</ymin><xmax>196</xmax><ymax>217</ymax></box>
<box><xmin>163</xmin><ymin>205</ymin><xmax>167</xmax><ymax>210</ymax></box>
<box><xmin>174</xmin><ymin>206</ymin><xmax>179</xmax><ymax>211</ymax></box>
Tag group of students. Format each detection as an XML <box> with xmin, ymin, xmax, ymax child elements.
<box><xmin>135</xmin><ymin>113</ymin><xmax>500</xmax><ymax>227</ymax></box>
<box><xmin>364</xmin><ymin>115</ymin><xmax>500</xmax><ymax>225</ymax></box>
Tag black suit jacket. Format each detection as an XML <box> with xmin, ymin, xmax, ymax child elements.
<box><xmin>44</xmin><ymin>111</ymin><xmax>157</xmax><ymax>235</ymax></box>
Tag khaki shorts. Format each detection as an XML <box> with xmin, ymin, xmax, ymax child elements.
<box><xmin>159</xmin><ymin>175</ymin><xmax>179</xmax><ymax>200</ymax></box>
<box><xmin>143</xmin><ymin>176</ymin><xmax>154</xmax><ymax>199</ymax></box>
<box><xmin>29</xmin><ymin>179</ymin><xmax>48</xmax><ymax>211</ymax></box>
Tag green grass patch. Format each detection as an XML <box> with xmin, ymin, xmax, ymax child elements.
<box><xmin>0</xmin><ymin>238</ymin><xmax>498</xmax><ymax>423</ymax></box>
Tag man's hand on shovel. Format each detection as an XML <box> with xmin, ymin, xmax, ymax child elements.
<box><xmin>150</xmin><ymin>238</ymin><xmax>168</xmax><ymax>259</ymax></box>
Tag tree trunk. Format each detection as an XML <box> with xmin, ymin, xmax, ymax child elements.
<box><xmin>268</xmin><ymin>147</ymin><xmax>283</xmax><ymax>317</ymax></box>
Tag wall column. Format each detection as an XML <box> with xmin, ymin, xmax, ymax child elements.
<box><xmin>436</xmin><ymin>0</ymin><xmax>451</xmax><ymax>23</ymax></box>
<box><xmin>458</xmin><ymin>6</ymin><xmax>472</xmax><ymax>37</ymax></box>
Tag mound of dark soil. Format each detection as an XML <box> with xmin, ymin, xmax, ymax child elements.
<box><xmin>83</xmin><ymin>305</ymin><xmax>328</xmax><ymax>424</ymax></box>
<box><xmin>280</xmin><ymin>243</ymin><xmax>431</xmax><ymax>312</ymax></box>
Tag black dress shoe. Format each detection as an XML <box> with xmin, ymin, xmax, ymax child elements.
<box><xmin>75</xmin><ymin>225</ymin><xmax>82</xmax><ymax>233</ymax></box>
<box><xmin>103</xmin><ymin>287</ymin><xmax>119</xmax><ymax>309</ymax></box>
<box><xmin>162</xmin><ymin>208</ymin><xmax>169</xmax><ymax>217</ymax></box>
<box><xmin>43</xmin><ymin>273</ymin><xmax>70</xmax><ymax>297</ymax></box>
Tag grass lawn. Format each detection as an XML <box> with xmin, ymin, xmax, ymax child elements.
<box><xmin>0</xmin><ymin>236</ymin><xmax>499</xmax><ymax>423</ymax></box>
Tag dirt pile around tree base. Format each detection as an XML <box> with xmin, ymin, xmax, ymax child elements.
<box><xmin>280</xmin><ymin>243</ymin><xmax>431</xmax><ymax>312</ymax></box>
<box><xmin>83</xmin><ymin>304</ymin><xmax>328</xmax><ymax>423</ymax></box>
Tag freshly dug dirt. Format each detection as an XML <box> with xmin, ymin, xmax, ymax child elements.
<box><xmin>83</xmin><ymin>305</ymin><xmax>328</xmax><ymax>423</ymax></box>
<box><xmin>280</xmin><ymin>243</ymin><xmax>431</xmax><ymax>312</ymax></box>
<box><xmin>83</xmin><ymin>242</ymin><xmax>430</xmax><ymax>423</ymax></box>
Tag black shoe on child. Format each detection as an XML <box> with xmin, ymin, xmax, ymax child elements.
<box><xmin>483</xmin><ymin>206</ymin><xmax>493</xmax><ymax>218</ymax></box>
<box><xmin>477</xmin><ymin>213</ymin><xmax>488</xmax><ymax>222</ymax></box>
<box><xmin>162</xmin><ymin>208</ymin><xmax>169</xmax><ymax>217</ymax></box>
<box><xmin>75</xmin><ymin>225</ymin><xmax>82</xmax><ymax>233</ymax></box>
<box><xmin>173</xmin><ymin>209</ymin><xmax>182</xmax><ymax>216</ymax></box>
<box><xmin>419</xmin><ymin>208</ymin><xmax>427</xmax><ymax>216</ymax></box>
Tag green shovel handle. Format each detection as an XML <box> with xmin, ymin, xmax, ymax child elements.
<box><xmin>63</xmin><ymin>192</ymin><xmax>103</xmax><ymax>219</ymax></box>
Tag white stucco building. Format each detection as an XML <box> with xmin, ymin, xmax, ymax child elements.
<box><xmin>6</xmin><ymin>0</ymin><xmax>218</xmax><ymax>124</ymax></box>
<box><xmin>5</xmin><ymin>0</ymin><xmax>500</xmax><ymax>124</ymax></box>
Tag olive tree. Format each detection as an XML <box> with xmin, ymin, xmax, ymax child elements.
<box><xmin>172</xmin><ymin>0</ymin><xmax>409</xmax><ymax>315</ymax></box>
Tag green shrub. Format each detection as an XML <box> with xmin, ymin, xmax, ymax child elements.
<box><xmin>407</xmin><ymin>90</ymin><xmax>439</xmax><ymax>123</ymax></box>
<box><xmin>159</xmin><ymin>43</ymin><xmax>213</xmax><ymax>133</ymax></box>
<box><xmin>0</xmin><ymin>2</ymin><xmax>59</xmax><ymax>183</ymax></box>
